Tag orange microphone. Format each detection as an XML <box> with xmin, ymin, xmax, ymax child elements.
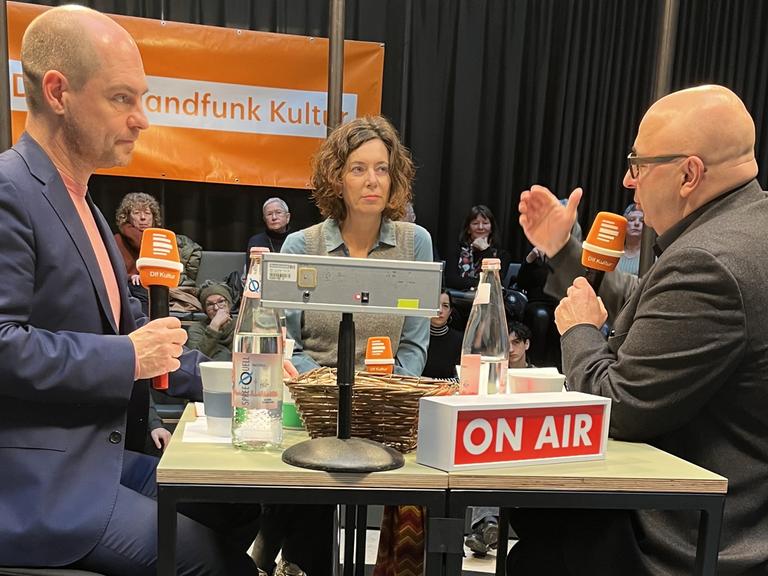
<box><xmin>581</xmin><ymin>211</ymin><xmax>628</xmax><ymax>293</ymax></box>
<box><xmin>364</xmin><ymin>336</ymin><xmax>394</xmax><ymax>375</ymax></box>
<box><xmin>136</xmin><ymin>228</ymin><xmax>183</xmax><ymax>389</ymax></box>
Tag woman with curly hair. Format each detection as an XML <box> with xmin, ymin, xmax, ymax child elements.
<box><xmin>252</xmin><ymin>117</ymin><xmax>433</xmax><ymax>576</ymax></box>
<box><xmin>282</xmin><ymin>115</ymin><xmax>433</xmax><ymax>377</ymax></box>
<box><xmin>114</xmin><ymin>192</ymin><xmax>202</xmax><ymax>287</ymax></box>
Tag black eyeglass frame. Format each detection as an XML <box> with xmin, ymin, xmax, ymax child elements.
<box><xmin>626</xmin><ymin>153</ymin><xmax>688</xmax><ymax>179</ymax></box>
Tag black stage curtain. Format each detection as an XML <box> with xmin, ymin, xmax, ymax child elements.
<box><xmin>15</xmin><ymin>0</ymin><xmax>768</xmax><ymax>258</ymax></box>
<box><xmin>672</xmin><ymin>0</ymin><xmax>768</xmax><ymax>192</ymax></box>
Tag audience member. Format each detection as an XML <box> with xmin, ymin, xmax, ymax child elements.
<box><xmin>422</xmin><ymin>289</ymin><xmax>462</xmax><ymax>379</ymax></box>
<box><xmin>507</xmin><ymin>320</ymin><xmax>533</xmax><ymax>368</ymax></box>
<box><xmin>0</xmin><ymin>6</ymin><xmax>260</xmax><ymax>574</ymax></box>
<box><xmin>247</xmin><ymin>197</ymin><xmax>291</xmax><ymax>260</ymax></box>
<box><xmin>114</xmin><ymin>191</ymin><xmax>203</xmax><ymax>312</ymax></box>
<box><xmin>514</xmin><ymin>84</ymin><xmax>768</xmax><ymax>575</ymax></box>
<box><xmin>616</xmin><ymin>202</ymin><xmax>644</xmax><ymax>275</ymax></box>
<box><xmin>186</xmin><ymin>282</ymin><xmax>235</xmax><ymax>361</ymax></box>
<box><xmin>445</xmin><ymin>204</ymin><xmax>511</xmax><ymax>291</ymax></box>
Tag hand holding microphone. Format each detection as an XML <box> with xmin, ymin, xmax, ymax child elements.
<box><xmin>135</xmin><ymin>228</ymin><xmax>184</xmax><ymax>388</ymax></box>
<box><xmin>554</xmin><ymin>277</ymin><xmax>608</xmax><ymax>335</ymax></box>
<box><xmin>554</xmin><ymin>211</ymin><xmax>627</xmax><ymax>335</ymax></box>
<box><xmin>128</xmin><ymin>316</ymin><xmax>187</xmax><ymax>379</ymax></box>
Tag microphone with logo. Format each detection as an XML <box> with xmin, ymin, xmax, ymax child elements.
<box><xmin>136</xmin><ymin>228</ymin><xmax>184</xmax><ymax>390</ymax></box>
<box><xmin>581</xmin><ymin>211</ymin><xmax>628</xmax><ymax>293</ymax></box>
<box><xmin>364</xmin><ymin>336</ymin><xmax>395</xmax><ymax>375</ymax></box>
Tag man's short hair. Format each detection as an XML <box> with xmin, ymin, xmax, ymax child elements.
<box><xmin>20</xmin><ymin>7</ymin><xmax>101</xmax><ymax>113</ymax></box>
<box><xmin>262</xmin><ymin>197</ymin><xmax>289</xmax><ymax>214</ymax></box>
<box><xmin>508</xmin><ymin>321</ymin><xmax>532</xmax><ymax>342</ymax></box>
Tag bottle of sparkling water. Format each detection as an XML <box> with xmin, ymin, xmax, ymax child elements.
<box><xmin>232</xmin><ymin>247</ymin><xmax>283</xmax><ymax>449</ymax></box>
<box><xmin>459</xmin><ymin>258</ymin><xmax>510</xmax><ymax>395</ymax></box>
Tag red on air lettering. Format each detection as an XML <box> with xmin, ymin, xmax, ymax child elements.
<box><xmin>454</xmin><ymin>405</ymin><xmax>605</xmax><ymax>465</ymax></box>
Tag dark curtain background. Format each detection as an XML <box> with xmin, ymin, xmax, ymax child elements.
<box><xmin>15</xmin><ymin>0</ymin><xmax>768</xmax><ymax>260</ymax></box>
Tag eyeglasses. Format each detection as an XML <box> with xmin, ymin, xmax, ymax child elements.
<box><xmin>626</xmin><ymin>152</ymin><xmax>688</xmax><ymax>179</ymax></box>
<box><xmin>264</xmin><ymin>210</ymin><xmax>287</xmax><ymax>218</ymax></box>
<box><xmin>205</xmin><ymin>298</ymin><xmax>228</xmax><ymax>310</ymax></box>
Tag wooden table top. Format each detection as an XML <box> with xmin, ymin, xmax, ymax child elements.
<box><xmin>157</xmin><ymin>405</ymin><xmax>448</xmax><ymax>489</ymax></box>
<box><xmin>159</xmin><ymin>406</ymin><xmax>727</xmax><ymax>495</ymax></box>
<box><xmin>447</xmin><ymin>439</ymin><xmax>728</xmax><ymax>494</ymax></box>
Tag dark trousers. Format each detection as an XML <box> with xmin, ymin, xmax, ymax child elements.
<box><xmin>507</xmin><ymin>508</ymin><xmax>645</xmax><ymax>576</ymax></box>
<box><xmin>72</xmin><ymin>451</ymin><xmax>261</xmax><ymax>576</ymax></box>
<box><xmin>251</xmin><ymin>504</ymin><xmax>335</xmax><ymax>576</ymax></box>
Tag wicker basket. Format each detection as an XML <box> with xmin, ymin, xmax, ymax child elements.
<box><xmin>285</xmin><ymin>367</ymin><xmax>458</xmax><ymax>453</ymax></box>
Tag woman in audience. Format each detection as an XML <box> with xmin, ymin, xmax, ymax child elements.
<box><xmin>422</xmin><ymin>289</ymin><xmax>462</xmax><ymax>379</ymax></box>
<box><xmin>186</xmin><ymin>282</ymin><xmax>235</xmax><ymax>361</ymax></box>
<box><xmin>113</xmin><ymin>192</ymin><xmax>202</xmax><ymax>312</ymax></box>
<box><xmin>445</xmin><ymin>204</ymin><xmax>511</xmax><ymax>291</ymax></box>
<box><xmin>617</xmin><ymin>202</ymin><xmax>644</xmax><ymax>275</ymax></box>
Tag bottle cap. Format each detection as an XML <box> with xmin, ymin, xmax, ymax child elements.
<box><xmin>480</xmin><ymin>258</ymin><xmax>501</xmax><ymax>270</ymax></box>
<box><xmin>250</xmin><ymin>246</ymin><xmax>270</xmax><ymax>255</ymax></box>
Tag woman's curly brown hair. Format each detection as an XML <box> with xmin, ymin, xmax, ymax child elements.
<box><xmin>310</xmin><ymin>116</ymin><xmax>415</xmax><ymax>222</ymax></box>
<box><xmin>115</xmin><ymin>192</ymin><xmax>162</xmax><ymax>228</ymax></box>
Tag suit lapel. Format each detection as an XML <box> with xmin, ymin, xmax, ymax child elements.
<box><xmin>16</xmin><ymin>134</ymin><xmax>119</xmax><ymax>334</ymax></box>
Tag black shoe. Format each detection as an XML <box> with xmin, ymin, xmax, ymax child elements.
<box><xmin>465</xmin><ymin>531</ymin><xmax>489</xmax><ymax>556</ymax></box>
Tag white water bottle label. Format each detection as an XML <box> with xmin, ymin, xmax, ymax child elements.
<box><xmin>232</xmin><ymin>352</ymin><xmax>281</xmax><ymax>409</ymax></box>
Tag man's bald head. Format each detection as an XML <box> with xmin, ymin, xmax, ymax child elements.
<box><xmin>21</xmin><ymin>5</ymin><xmax>137</xmax><ymax>114</ymax></box>
<box><xmin>640</xmin><ymin>85</ymin><xmax>757</xmax><ymax>182</ymax></box>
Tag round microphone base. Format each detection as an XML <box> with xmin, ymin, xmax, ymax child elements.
<box><xmin>282</xmin><ymin>436</ymin><xmax>405</xmax><ymax>473</ymax></box>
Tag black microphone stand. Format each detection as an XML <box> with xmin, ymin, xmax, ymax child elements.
<box><xmin>282</xmin><ymin>312</ymin><xmax>405</xmax><ymax>472</ymax></box>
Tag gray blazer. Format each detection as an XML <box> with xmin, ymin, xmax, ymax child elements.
<box><xmin>546</xmin><ymin>179</ymin><xmax>768</xmax><ymax>575</ymax></box>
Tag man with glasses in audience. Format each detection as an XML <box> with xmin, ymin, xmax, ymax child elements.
<box><xmin>510</xmin><ymin>84</ymin><xmax>768</xmax><ymax>574</ymax></box>
<box><xmin>247</xmin><ymin>197</ymin><xmax>292</xmax><ymax>258</ymax></box>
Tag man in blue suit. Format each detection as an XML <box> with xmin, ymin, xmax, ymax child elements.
<box><xmin>0</xmin><ymin>6</ymin><xmax>260</xmax><ymax>575</ymax></box>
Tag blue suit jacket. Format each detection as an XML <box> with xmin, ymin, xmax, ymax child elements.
<box><xmin>0</xmin><ymin>133</ymin><xmax>204</xmax><ymax>566</ymax></box>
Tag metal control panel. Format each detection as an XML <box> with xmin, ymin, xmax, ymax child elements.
<box><xmin>260</xmin><ymin>252</ymin><xmax>443</xmax><ymax>317</ymax></box>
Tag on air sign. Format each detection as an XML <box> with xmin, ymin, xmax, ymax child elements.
<box><xmin>417</xmin><ymin>393</ymin><xmax>610</xmax><ymax>471</ymax></box>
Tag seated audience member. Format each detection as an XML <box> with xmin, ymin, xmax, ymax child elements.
<box><xmin>507</xmin><ymin>320</ymin><xmax>534</xmax><ymax>368</ymax></box>
<box><xmin>513</xmin><ymin>85</ymin><xmax>768</xmax><ymax>575</ymax></box>
<box><xmin>247</xmin><ymin>197</ymin><xmax>291</xmax><ymax>260</ymax></box>
<box><xmin>422</xmin><ymin>290</ymin><xmax>462</xmax><ymax>379</ymax></box>
<box><xmin>616</xmin><ymin>202</ymin><xmax>644</xmax><ymax>275</ymax></box>
<box><xmin>114</xmin><ymin>192</ymin><xmax>203</xmax><ymax>311</ymax></box>
<box><xmin>186</xmin><ymin>282</ymin><xmax>235</xmax><ymax>361</ymax></box>
<box><xmin>465</xmin><ymin>321</ymin><xmax>534</xmax><ymax>556</ymax></box>
<box><xmin>445</xmin><ymin>204</ymin><xmax>511</xmax><ymax>291</ymax></box>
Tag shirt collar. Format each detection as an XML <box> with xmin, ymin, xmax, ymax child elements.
<box><xmin>323</xmin><ymin>217</ymin><xmax>397</xmax><ymax>255</ymax></box>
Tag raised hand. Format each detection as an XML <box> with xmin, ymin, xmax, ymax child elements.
<box><xmin>519</xmin><ymin>185</ymin><xmax>582</xmax><ymax>257</ymax></box>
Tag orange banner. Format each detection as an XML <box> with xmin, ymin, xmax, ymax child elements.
<box><xmin>6</xmin><ymin>2</ymin><xmax>384</xmax><ymax>188</ymax></box>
